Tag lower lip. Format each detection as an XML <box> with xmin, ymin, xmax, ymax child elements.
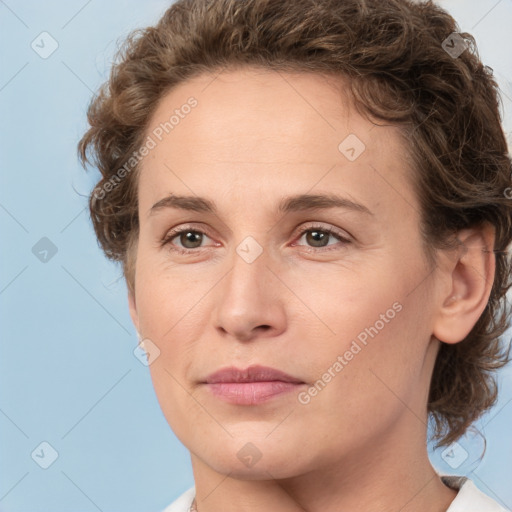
<box><xmin>204</xmin><ymin>381</ymin><xmax>303</xmax><ymax>405</ymax></box>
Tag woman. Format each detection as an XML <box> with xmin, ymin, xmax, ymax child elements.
<box><xmin>78</xmin><ymin>0</ymin><xmax>512</xmax><ymax>510</ymax></box>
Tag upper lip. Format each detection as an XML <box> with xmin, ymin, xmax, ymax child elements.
<box><xmin>204</xmin><ymin>365</ymin><xmax>304</xmax><ymax>384</ymax></box>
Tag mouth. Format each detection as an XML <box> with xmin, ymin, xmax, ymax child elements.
<box><xmin>202</xmin><ymin>365</ymin><xmax>305</xmax><ymax>405</ymax></box>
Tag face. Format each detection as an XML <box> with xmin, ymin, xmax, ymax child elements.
<box><xmin>129</xmin><ymin>67</ymin><xmax>443</xmax><ymax>479</ymax></box>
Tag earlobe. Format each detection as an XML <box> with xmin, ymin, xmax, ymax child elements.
<box><xmin>432</xmin><ymin>223</ymin><xmax>495</xmax><ymax>345</ymax></box>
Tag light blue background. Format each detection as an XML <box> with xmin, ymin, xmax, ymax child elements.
<box><xmin>0</xmin><ymin>1</ymin><xmax>511</xmax><ymax>511</ymax></box>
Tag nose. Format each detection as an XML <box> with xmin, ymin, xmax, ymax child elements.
<box><xmin>213</xmin><ymin>242</ymin><xmax>287</xmax><ymax>342</ymax></box>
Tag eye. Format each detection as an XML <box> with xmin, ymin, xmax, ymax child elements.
<box><xmin>161</xmin><ymin>223</ymin><xmax>351</xmax><ymax>255</ymax></box>
<box><xmin>293</xmin><ymin>225</ymin><xmax>351</xmax><ymax>250</ymax></box>
<box><xmin>161</xmin><ymin>226</ymin><xmax>215</xmax><ymax>254</ymax></box>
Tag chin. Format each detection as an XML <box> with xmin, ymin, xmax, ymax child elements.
<box><xmin>199</xmin><ymin>436</ymin><xmax>309</xmax><ymax>477</ymax></box>
<box><xmin>205</xmin><ymin>453</ymin><xmax>301</xmax><ymax>480</ymax></box>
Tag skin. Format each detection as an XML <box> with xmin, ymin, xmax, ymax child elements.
<box><xmin>128</xmin><ymin>67</ymin><xmax>495</xmax><ymax>512</ymax></box>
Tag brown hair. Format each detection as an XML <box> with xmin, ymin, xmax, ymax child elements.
<box><xmin>78</xmin><ymin>0</ymin><xmax>512</xmax><ymax>447</ymax></box>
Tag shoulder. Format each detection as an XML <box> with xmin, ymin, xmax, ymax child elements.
<box><xmin>161</xmin><ymin>486</ymin><xmax>195</xmax><ymax>512</ymax></box>
<box><xmin>442</xmin><ymin>476</ymin><xmax>509</xmax><ymax>512</ymax></box>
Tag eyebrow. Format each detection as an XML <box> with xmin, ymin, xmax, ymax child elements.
<box><xmin>148</xmin><ymin>193</ymin><xmax>373</xmax><ymax>217</ymax></box>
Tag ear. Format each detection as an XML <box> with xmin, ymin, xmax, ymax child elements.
<box><xmin>128</xmin><ymin>289</ymin><xmax>140</xmax><ymax>335</ymax></box>
<box><xmin>432</xmin><ymin>223</ymin><xmax>496</xmax><ymax>344</ymax></box>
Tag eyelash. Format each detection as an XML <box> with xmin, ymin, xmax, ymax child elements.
<box><xmin>160</xmin><ymin>224</ymin><xmax>351</xmax><ymax>255</ymax></box>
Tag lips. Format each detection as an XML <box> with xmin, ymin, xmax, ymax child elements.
<box><xmin>203</xmin><ymin>365</ymin><xmax>305</xmax><ymax>405</ymax></box>
<box><xmin>204</xmin><ymin>365</ymin><xmax>304</xmax><ymax>384</ymax></box>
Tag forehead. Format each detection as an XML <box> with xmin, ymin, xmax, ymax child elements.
<box><xmin>138</xmin><ymin>67</ymin><xmax>416</xmax><ymax>220</ymax></box>
<box><xmin>145</xmin><ymin>68</ymin><xmax>393</xmax><ymax>160</ymax></box>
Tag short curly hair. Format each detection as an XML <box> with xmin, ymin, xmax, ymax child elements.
<box><xmin>78</xmin><ymin>0</ymin><xmax>512</xmax><ymax>447</ymax></box>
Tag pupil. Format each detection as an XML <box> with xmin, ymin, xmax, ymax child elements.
<box><xmin>181</xmin><ymin>231</ymin><xmax>202</xmax><ymax>248</ymax></box>
<box><xmin>307</xmin><ymin>230</ymin><xmax>328</xmax><ymax>247</ymax></box>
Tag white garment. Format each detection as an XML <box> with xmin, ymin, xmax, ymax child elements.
<box><xmin>162</xmin><ymin>475</ymin><xmax>509</xmax><ymax>512</ymax></box>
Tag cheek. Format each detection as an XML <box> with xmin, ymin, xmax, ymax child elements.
<box><xmin>291</xmin><ymin>257</ymin><xmax>431</xmax><ymax>405</ymax></box>
<box><xmin>135</xmin><ymin>253</ymin><xmax>213</xmax><ymax>339</ymax></box>
<box><xmin>136</xmin><ymin>267</ymin><xmax>207</xmax><ymax>439</ymax></box>
<box><xmin>289</xmin><ymin>299</ymin><xmax>428</xmax><ymax>459</ymax></box>
<box><xmin>302</xmin><ymin>309</ymin><xmax>421</xmax><ymax>416</ymax></box>
<box><xmin>285</xmin><ymin>259</ymin><xmax>405</xmax><ymax>348</ymax></box>
<box><xmin>134</xmin><ymin>262</ymin><xmax>220</xmax><ymax>432</ymax></box>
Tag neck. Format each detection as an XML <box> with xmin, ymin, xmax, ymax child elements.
<box><xmin>189</xmin><ymin>415</ymin><xmax>457</xmax><ymax>512</ymax></box>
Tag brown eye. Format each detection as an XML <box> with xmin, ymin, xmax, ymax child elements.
<box><xmin>305</xmin><ymin>229</ymin><xmax>331</xmax><ymax>247</ymax></box>
<box><xmin>161</xmin><ymin>227</ymin><xmax>215</xmax><ymax>254</ymax></box>
<box><xmin>295</xmin><ymin>226</ymin><xmax>350</xmax><ymax>250</ymax></box>
<box><xmin>177</xmin><ymin>231</ymin><xmax>204</xmax><ymax>249</ymax></box>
